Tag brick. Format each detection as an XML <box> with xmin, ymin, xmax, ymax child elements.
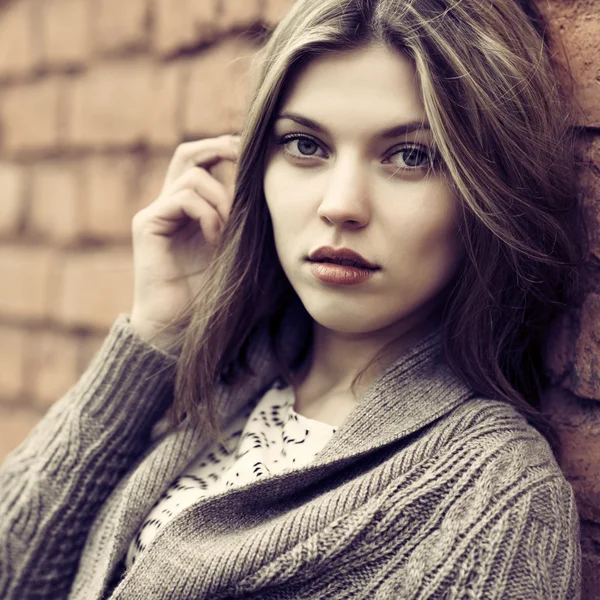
<box><xmin>183</xmin><ymin>38</ymin><xmax>259</xmax><ymax>138</ymax></box>
<box><xmin>136</xmin><ymin>154</ymin><xmax>171</xmax><ymax>213</ymax></box>
<box><xmin>573</xmin><ymin>293</ymin><xmax>600</xmax><ymax>400</ymax></box>
<box><xmin>145</xmin><ymin>62</ymin><xmax>183</xmax><ymax>147</ymax></box>
<box><xmin>26</xmin><ymin>329</ymin><xmax>80</xmax><ymax>409</ymax></box>
<box><xmin>66</xmin><ymin>60</ymin><xmax>182</xmax><ymax>148</ymax></box>
<box><xmin>581</xmin><ymin>519</ymin><xmax>600</xmax><ymax>557</ymax></box>
<box><xmin>39</xmin><ymin>0</ymin><xmax>91</xmax><ymax>68</ymax></box>
<box><xmin>218</xmin><ymin>0</ymin><xmax>262</xmax><ymax>32</ymax></box>
<box><xmin>29</xmin><ymin>161</ymin><xmax>82</xmax><ymax>245</ymax></box>
<box><xmin>55</xmin><ymin>249</ymin><xmax>134</xmax><ymax>329</ymax></box>
<box><xmin>541</xmin><ymin>1</ymin><xmax>600</xmax><ymax>127</ymax></box>
<box><xmin>544</xmin><ymin>310</ymin><xmax>578</xmax><ymax>385</ymax></box>
<box><xmin>262</xmin><ymin>0</ymin><xmax>295</xmax><ymax>27</ymax></box>
<box><xmin>577</xmin><ymin>136</ymin><xmax>600</xmax><ymax>258</ymax></box>
<box><xmin>152</xmin><ymin>0</ymin><xmax>220</xmax><ymax>56</ymax></box>
<box><xmin>0</xmin><ymin>0</ymin><xmax>39</xmax><ymax>78</ymax></box>
<box><xmin>557</xmin><ymin>422</ymin><xmax>600</xmax><ymax>522</ymax></box>
<box><xmin>0</xmin><ymin>246</ymin><xmax>58</xmax><ymax>321</ymax></box>
<box><xmin>0</xmin><ymin>162</ymin><xmax>27</xmax><ymax>235</ymax></box>
<box><xmin>582</xmin><ymin>554</ymin><xmax>600</xmax><ymax>600</ymax></box>
<box><xmin>541</xmin><ymin>387</ymin><xmax>600</xmax><ymax>429</ymax></box>
<box><xmin>80</xmin><ymin>154</ymin><xmax>140</xmax><ymax>240</ymax></box>
<box><xmin>0</xmin><ymin>406</ymin><xmax>41</xmax><ymax>464</ymax></box>
<box><xmin>0</xmin><ymin>79</ymin><xmax>62</xmax><ymax>154</ymax></box>
<box><xmin>93</xmin><ymin>0</ymin><xmax>149</xmax><ymax>54</ymax></box>
<box><xmin>67</xmin><ymin>61</ymin><xmax>152</xmax><ymax>147</ymax></box>
<box><xmin>0</xmin><ymin>323</ymin><xmax>28</xmax><ymax>400</ymax></box>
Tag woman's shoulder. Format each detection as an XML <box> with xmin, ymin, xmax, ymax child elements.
<box><xmin>433</xmin><ymin>395</ymin><xmax>581</xmax><ymax>540</ymax></box>
<box><xmin>417</xmin><ymin>394</ymin><xmax>579</xmax><ymax>553</ymax></box>
<box><xmin>438</xmin><ymin>394</ymin><xmax>567</xmax><ymax>483</ymax></box>
<box><xmin>444</xmin><ymin>394</ymin><xmax>552</xmax><ymax>439</ymax></box>
<box><xmin>381</xmin><ymin>395</ymin><xmax>581</xmax><ymax>599</ymax></box>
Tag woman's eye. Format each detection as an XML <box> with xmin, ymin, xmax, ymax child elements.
<box><xmin>388</xmin><ymin>146</ymin><xmax>432</xmax><ymax>170</ymax></box>
<box><xmin>277</xmin><ymin>135</ymin><xmax>326</xmax><ymax>159</ymax></box>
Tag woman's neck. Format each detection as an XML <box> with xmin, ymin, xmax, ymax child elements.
<box><xmin>295</xmin><ymin>304</ymin><xmax>443</xmax><ymax>402</ymax></box>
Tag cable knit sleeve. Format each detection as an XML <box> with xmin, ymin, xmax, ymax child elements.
<box><xmin>487</xmin><ymin>475</ymin><xmax>582</xmax><ymax>599</ymax></box>
<box><xmin>379</xmin><ymin>443</ymin><xmax>582</xmax><ymax>599</ymax></box>
<box><xmin>0</xmin><ymin>314</ymin><xmax>178</xmax><ymax>600</ymax></box>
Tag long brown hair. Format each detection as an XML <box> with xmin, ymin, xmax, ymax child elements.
<box><xmin>143</xmin><ymin>0</ymin><xmax>588</xmax><ymax>457</ymax></box>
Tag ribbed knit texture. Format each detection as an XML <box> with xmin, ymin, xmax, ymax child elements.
<box><xmin>0</xmin><ymin>311</ymin><xmax>582</xmax><ymax>599</ymax></box>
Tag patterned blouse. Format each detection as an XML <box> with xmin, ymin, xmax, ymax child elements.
<box><xmin>117</xmin><ymin>380</ymin><xmax>337</xmax><ymax>576</ymax></box>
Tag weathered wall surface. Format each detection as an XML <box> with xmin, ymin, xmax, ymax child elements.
<box><xmin>0</xmin><ymin>0</ymin><xmax>598</xmax><ymax>595</ymax></box>
<box><xmin>538</xmin><ymin>0</ymin><xmax>600</xmax><ymax>595</ymax></box>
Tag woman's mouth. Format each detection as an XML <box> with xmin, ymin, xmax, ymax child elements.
<box><xmin>307</xmin><ymin>261</ymin><xmax>377</xmax><ymax>285</ymax></box>
<box><xmin>307</xmin><ymin>246</ymin><xmax>380</xmax><ymax>270</ymax></box>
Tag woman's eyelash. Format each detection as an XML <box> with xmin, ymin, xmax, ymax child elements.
<box><xmin>274</xmin><ymin>133</ymin><xmax>436</xmax><ymax>170</ymax></box>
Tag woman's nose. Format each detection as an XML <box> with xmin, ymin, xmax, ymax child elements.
<box><xmin>317</xmin><ymin>156</ymin><xmax>371</xmax><ymax>229</ymax></box>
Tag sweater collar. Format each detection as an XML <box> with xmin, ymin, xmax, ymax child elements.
<box><xmin>217</xmin><ymin>299</ymin><xmax>475</xmax><ymax>464</ymax></box>
<box><xmin>314</xmin><ymin>326</ymin><xmax>475</xmax><ymax>463</ymax></box>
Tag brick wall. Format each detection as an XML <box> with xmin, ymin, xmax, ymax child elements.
<box><xmin>0</xmin><ymin>0</ymin><xmax>287</xmax><ymax>457</ymax></box>
<box><xmin>0</xmin><ymin>0</ymin><xmax>598</xmax><ymax>595</ymax></box>
<box><xmin>537</xmin><ymin>0</ymin><xmax>600</xmax><ymax>594</ymax></box>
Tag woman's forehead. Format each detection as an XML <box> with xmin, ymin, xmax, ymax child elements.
<box><xmin>275</xmin><ymin>47</ymin><xmax>429</xmax><ymax>141</ymax></box>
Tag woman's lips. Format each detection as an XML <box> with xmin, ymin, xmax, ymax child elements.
<box><xmin>308</xmin><ymin>261</ymin><xmax>377</xmax><ymax>285</ymax></box>
<box><xmin>307</xmin><ymin>246</ymin><xmax>379</xmax><ymax>269</ymax></box>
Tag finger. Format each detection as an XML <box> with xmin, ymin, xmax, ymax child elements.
<box><xmin>189</xmin><ymin>195</ymin><xmax>222</xmax><ymax>247</ymax></box>
<box><xmin>135</xmin><ymin>188</ymin><xmax>223</xmax><ymax>246</ymax></box>
<box><xmin>209</xmin><ymin>158</ymin><xmax>237</xmax><ymax>202</ymax></box>
<box><xmin>164</xmin><ymin>135</ymin><xmax>240</xmax><ymax>186</ymax></box>
<box><xmin>163</xmin><ymin>167</ymin><xmax>232</xmax><ymax>224</ymax></box>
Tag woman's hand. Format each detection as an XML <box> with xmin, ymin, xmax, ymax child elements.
<box><xmin>129</xmin><ymin>134</ymin><xmax>240</xmax><ymax>350</ymax></box>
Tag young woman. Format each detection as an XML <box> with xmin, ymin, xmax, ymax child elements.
<box><xmin>0</xmin><ymin>0</ymin><xmax>587</xmax><ymax>598</ymax></box>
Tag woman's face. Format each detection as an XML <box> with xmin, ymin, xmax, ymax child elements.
<box><xmin>263</xmin><ymin>44</ymin><xmax>464</xmax><ymax>337</ymax></box>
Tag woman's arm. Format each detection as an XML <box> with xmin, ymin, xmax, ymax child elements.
<box><xmin>0</xmin><ymin>314</ymin><xmax>178</xmax><ymax>600</ymax></box>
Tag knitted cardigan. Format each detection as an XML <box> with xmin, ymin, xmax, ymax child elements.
<box><xmin>0</xmin><ymin>307</ymin><xmax>581</xmax><ymax>599</ymax></box>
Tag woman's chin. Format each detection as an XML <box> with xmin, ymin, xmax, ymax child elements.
<box><xmin>301</xmin><ymin>304</ymin><xmax>404</xmax><ymax>336</ymax></box>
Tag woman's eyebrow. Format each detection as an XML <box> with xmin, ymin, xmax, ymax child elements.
<box><xmin>275</xmin><ymin>111</ymin><xmax>431</xmax><ymax>138</ymax></box>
